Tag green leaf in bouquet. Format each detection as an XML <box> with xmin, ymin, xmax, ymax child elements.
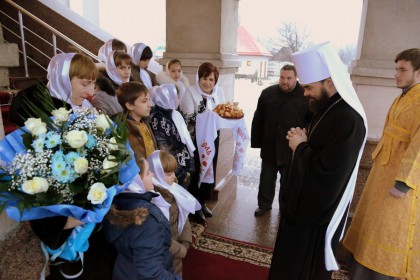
<box><xmin>21</xmin><ymin>132</ymin><xmax>34</xmax><ymax>150</ymax></box>
<box><xmin>69</xmin><ymin>181</ymin><xmax>85</xmax><ymax>194</ymax></box>
<box><xmin>0</xmin><ymin>202</ymin><xmax>7</xmax><ymax>215</ymax></box>
<box><xmin>34</xmin><ymin>191</ymin><xmax>62</xmax><ymax>205</ymax></box>
<box><xmin>20</xmin><ymin>84</ymin><xmax>59</xmax><ymax>130</ymax></box>
<box><xmin>99</xmin><ymin>166</ymin><xmax>120</xmax><ymax>185</ymax></box>
<box><xmin>100</xmin><ymin>172</ymin><xmax>119</xmax><ymax>187</ymax></box>
<box><xmin>0</xmin><ymin>180</ymin><xmax>11</xmax><ymax>193</ymax></box>
<box><xmin>17</xmin><ymin>200</ymin><xmax>25</xmax><ymax>215</ymax></box>
<box><xmin>111</xmin><ymin>113</ymin><xmax>128</xmax><ymax>144</ymax></box>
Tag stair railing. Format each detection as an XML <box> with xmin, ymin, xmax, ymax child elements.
<box><xmin>2</xmin><ymin>0</ymin><xmax>99</xmax><ymax>77</ymax></box>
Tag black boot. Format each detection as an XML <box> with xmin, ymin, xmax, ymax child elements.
<box><xmin>201</xmin><ymin>203</ymin><xmax>213</xmax><ymax>218</ymax></box>
<box><xmin>190</xmin><ymin>210</ymin><xmax>206</xmax><ymax>225</ymax></box>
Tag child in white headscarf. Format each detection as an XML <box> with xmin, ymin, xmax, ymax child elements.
<box><xmin>147</xmin><ymin>150</ymin><xmax>201</xmax><ymax>276</ymax></box>
<box><xmin>97</xmin><ymin>38</ymin><xmax>127</xmax><ymax>64</ymax></box>
<box><xmin>156</xmin><ymin>59</ymin><xmax>190</xmax><ymax>103</ymax></box>
<box><xmin>93</xmin><ymin>50</ymin><xmax>131</xmax><ymax>116</ymax></box>
<box><xmin>150</xmin><ymin>84</ymin><xmax>195</xmax><ymax>188</ymax></box>
<box><xmin>104</xmin><ymin>158</ymin><xmax>181</xmax><ymax>279</ymax></box>
<box><xmin>130</xmin><ymin>42</ymin><xmax>158</xmax><ymax>89</ymax></box>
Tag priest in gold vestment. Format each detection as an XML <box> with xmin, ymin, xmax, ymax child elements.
<box><xmin>343</xmin><ymin>48</ymin><xmax>420</xmax><ymax>280</ymax></box>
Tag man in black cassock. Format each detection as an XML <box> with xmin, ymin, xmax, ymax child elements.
<box><xmin>268</xmin><ymin>42</ymin><xmax>367</xmax><ymax>280</ymax></box>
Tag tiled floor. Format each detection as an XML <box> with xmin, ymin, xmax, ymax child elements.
<box><xmin>197</xmin><ymin>78</ymin><xmax>282</xmax><ymax>249</ymax></box>
<box><xmin>204</xmin><ymin>131</ymin><xmax>280</xmax><ymax>249</ymax></box>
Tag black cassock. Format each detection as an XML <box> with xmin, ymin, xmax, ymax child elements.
<box><xmin>269</xmin><ymin>93</ymin><xmax>366</xmax><ymax>280</ymax></box>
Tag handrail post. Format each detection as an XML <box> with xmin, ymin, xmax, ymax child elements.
<box><xmin>52</xmin><ymin>33</ymin><xmax>57</xmax><ymax>55</ymax></box>
<box><xmin>18</xmin><ymin>11</ymin><xmax>29</xmax><ymax>77</ymax></box>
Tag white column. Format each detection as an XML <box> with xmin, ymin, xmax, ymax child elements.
<box><xmin>350</xmin><ymin>0</ymin><xmax>420</xmax><ymax>139</ymax></box>
<box><xmin>163</xmin><ymin>0</ymin><xmax>241</xmax><ymax>101</ymax></box>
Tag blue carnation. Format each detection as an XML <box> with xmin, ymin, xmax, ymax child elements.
<box><xmin>54</xmin><ymin>167</ymin><xmax>75</xmax><ymax>183</ymax></box>
<box><xmin>85</xmin><ymin>134</ymin><xmax>97</xmax><ymax>149</ymax></box>
<box><xmin>52</xmin><ymin>150</ymin><xmax>64</xmax><ymax>162</ymax></box>
<box><xmin>45</xmin><ymin>132</ymin><xmax>62</xmax><ymax>148</ymax></box>
<box><xmin>65</xmin><ymin>152</ymin><xmax>80</xmax><ymax>164</ymax></box>
<box><xmin>31</xmin><ymin>139</ymin><xmax>44</xmax><ymax>153</ymax></box>
<box><xmin>51</xmin><ymin>158</ymin><xmax>66</xmax><ymax>173</ymax></box>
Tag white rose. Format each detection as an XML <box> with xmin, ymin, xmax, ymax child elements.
<box><xmin>74</xmin><ymin>157</ymin><xmax>89</xmax><ymax>174</ymax></box>
<box><xmin>87</xmin><ymin>182</ymin><xmax>108</xmax><ymax>205</ymax></box>
<box><xmin>24</xmin><ymin>118</ymin><xmax>47</xmax><ymax>136</ymax></box>
<box><xmin>103</xmin><ymin>155</ymin><xmax>118</xmax><ymax>170</ymax></box>
<box><xmin>21</xmin><ymin>177</ymin><xmax>49</xmax><ymax>195</ymax></box>
<box><xmin>107</xmin><ymin>137</ymin><xmax>119</xmax><ymax>151</ymax></box>
<box><xmin>65</xmin><ymin>130</ymin><xmax>88</xmax><ymax>148</ymax></box>
<box><xmin>51</xmin><ymin>107</ymin><xmax>72</xmax><ymax>122</ymax></box>
<box><xmin>96</xmin><ymin>114</ymin><xmax>111</xmax><ymax>132</ymax></box>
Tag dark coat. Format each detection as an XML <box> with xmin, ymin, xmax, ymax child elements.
<box><xmin>150</xmin><ymin>106</ymin><xmax>195</xmax><ymax>185</ymax></box>
<box><xmin>10</xmin><ymin>81</ymin><xmax>71</xmax><ymax>127</ymax></box>
<box><xmin>131</xmin><ymin>66</ymin><xmax>158</xmax><ymax>87</ymax></box>
<box><xmin>103</xmin><ymin>192</ymin><xmax>181</xmax><ymax>280</ymax></box>
<box><xmin>92</xmin><ymin>68</ymin><xmax>125</xmax><ymax>117</ymax></box>
<box><xmin>269</xmin><ymin>93</ymin><xmax>366</xmax><ymax>280</ymax></box>
<box><xmin>251</xmin><ymin>82</ymin><xmax>310</xmax><ymax>166</ymax></box>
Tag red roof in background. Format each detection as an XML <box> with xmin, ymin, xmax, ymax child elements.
<box><xmin>237</xmin><ymin>25</ymin><xmax>272</xmax><ymax>57</ymax></box>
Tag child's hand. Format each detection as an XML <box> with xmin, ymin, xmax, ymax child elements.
<box><xmin>63</xmin><ymin>217</ymin><xmax>84</xmax><ymax>229</ymax></box>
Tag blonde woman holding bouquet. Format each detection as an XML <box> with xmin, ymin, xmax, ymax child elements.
<box><xmin>11</xmin><ymin>52</ymin><xmax>97</xmax><ymax>127</ymax></box>
<box><xmin>5</xmin><ymin>52</ymin><xmax>139</xmax><ymax>279</ymax></box>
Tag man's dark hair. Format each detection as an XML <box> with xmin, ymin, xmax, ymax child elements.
<box><xmin>281</xmin><ymin>64</ymin><xmax>297</xmax><ymax>76</ymax></box>
<box><xmin>140</xmin><ymin>46</ymin><xmax>153</xmax><ymax>61</ymax></box>
<box><xmin>395</xmin><ymin>48</ymin><xmax>420</xmax><ymax>71</ymax></box>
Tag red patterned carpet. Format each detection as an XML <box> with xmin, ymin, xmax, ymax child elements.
<box><xmin>183</xmin><ymin>223</ymin><xmax>349</xmax><ymax>280</ymax></box>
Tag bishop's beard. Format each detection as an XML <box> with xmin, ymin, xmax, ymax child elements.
<box><xmin>309</xmin><ymin>88</ymin><xmax>330</xmax><ymax>115</ymax></box>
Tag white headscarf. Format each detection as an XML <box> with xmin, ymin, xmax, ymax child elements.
<box><xmin>131</xmin><ymin>42</ymin><xmax>153</xmax><ymax>89</ymax></box>
<box><xmin>105</xmin><ymin>51</ymin><xmax>123</xmax><ymax>85</ymax></box>
<box><xmin>123</xmin><ymin>173</ymin><xmax>171</xmax><ymax>221</ymax></box>
<box><xmin>152</xmin><ymin>84</ymin><xmax>195</xmax><ymax>156</ymax></box>
<box><xmin>98</xmin><ymin>39</ymin><xmax>113</xmax><ymax>63</ymax></box>
<box><xmin>147</xmin><ymin>150</ymin><xmax>201</xmax><ymax>234</ymax></box>
<box><xmin>47</xmin><ymin>52</ymin><xmax>93</xmax><ymax>110</ymax></box>
<box><xmin>195</xmin><ymin>68</ymin><xmax>223</xmax><ymax>110</ymax></box>
<box><xmin>291</xmin><ymin>42</ymin><xmax>368</xmax><ymax>271</ymax></box>
<box><xmin>166</xmin><ymin>60</ymin><xmax>187</xmax><ymax>101</ymax></box>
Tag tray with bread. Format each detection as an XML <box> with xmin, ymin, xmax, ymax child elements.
<box><xmin>213</xmin><ymin>102</ymin><xmax>245</xmax><ymax>119</ymax></box>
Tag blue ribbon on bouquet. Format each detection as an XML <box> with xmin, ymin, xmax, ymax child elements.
<box><xmin>0</xmin><ymin>116</ymin><xmax>140</xmax><ymax>279</ymax></box>
<box><xmin>40</xmin><ymin>222</ymin><xmax>96</xmax><ymax>279</ymax></box>
<box><xmin>0</xmin><ymin>126</ymin><xmax>140</xmax><ymax>223</ymax></box>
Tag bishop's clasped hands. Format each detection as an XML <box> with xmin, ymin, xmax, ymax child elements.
<box><xmin>286</xmin><ymin>127</ymin><xmax>308</xmax><ymax>152</ymax></box>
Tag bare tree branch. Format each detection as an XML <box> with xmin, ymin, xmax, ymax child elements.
<box><xmin>338</xmin><ymin>44</ymin><xmax>357</xmax><ymax>66</ymax></box>
<box><xmin>264</xmin><ymin>22</ymin><xmax>311</xmax><ymax>61</ymax></box>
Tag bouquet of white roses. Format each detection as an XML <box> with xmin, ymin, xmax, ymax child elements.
<box><xmin>0</xmin><ymin>106</ymin><xmax>138</xmax><ymax>222</ymax></box>
<box><xmin>0</xmin><ymin>85</ymin><xmax>139</xmax><ymax>278</ymax></box>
